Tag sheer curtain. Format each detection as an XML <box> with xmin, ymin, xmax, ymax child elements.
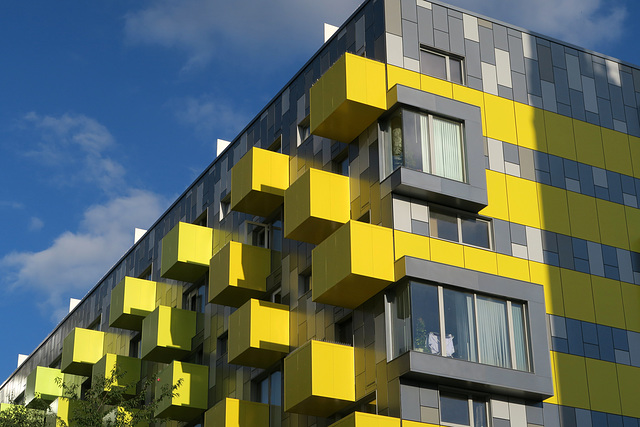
<box><xmin>512</xmin><ymin>303</ymin><xmax>529</xmax><ymax>371</ymax></box>
<box><xmin>476</xmin><ymin>296</ymin><xmax>511</xmax><ymax>368</ymax></box>
<box><xmin>432</xmin><ymin>117</ymin><xmax>464</xmax><ymax>181</ymax></box>
<box><xmin>419</xmin><ymin>113</ymin><xmax>430</xmax><ymax>174</ymax></box>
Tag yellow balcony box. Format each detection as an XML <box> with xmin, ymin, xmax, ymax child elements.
<box><xmin>92</xmin><ymin>353</ymin><xmax>141</xmax><ymax>396</ymax></box>
<box><xmin>284</xmin><ymin>168</ymin><xmax>350</xmax><ymax>244</ymax></box>
<box><xmin>141</xmin><ymin>306</ymin><xmax>197</xmax><ymax>363</ymax></box>
<box><xmin>209</xmin><ymin>241</ymin><xmax>271</xmax><ymax>307</ymax></box>
<box><xmin>161</xmin><ymin>222</ymin><xmax>214</xmax><ymax>282</ymax></box>
<box><xmin>312</xmin><ymin>221</ymin><xmax>395</xmax><ymax>309</ymax></box>
<box><xmin>204</xmin><ymin>398</ymin><xmax>269</xmax><ymax>427</ymax></box>
<box><xmin>109</xmin><ymin>276</ymin><xmax>157</xmax><ymax>331</ymax></box>
<box><xmin>310</xmin><ymin>53</ymin><xmax>387</xmax><ymax>143</ymax></box>
<box><xmin>228</xmin><ymin>299</ymin><xmax>290</xmax><ymax>368</ymax></box>
<box><xmin>284</xmin><ymin>340</ymin><xmax>355</xmax><ymax>417</ymax></box>
<box><xmin>61</xmin><ymin>328</ymin><xmax>105</xmax><ymax>376</ymax></box>
<box><xmin>155</xmin><ymin>361</ymin><xmax>208</xmax><ymax>421</ymax></box>
<box><xmin>25</xmin><ymin>366</ymin><xmax>64</xmax><ymax>405</ymax></box>
<box><xmin>330</xmin><ymin>412</ymin><xmax>401</xmax><ymax>427</ymax></box>
<box><xmin>230</xmin><ymin>147</ymin><xmax>290</xmax><ymax>217</ymax></box>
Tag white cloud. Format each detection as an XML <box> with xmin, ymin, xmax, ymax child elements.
<box><xmin>28</xmin><ymin>217</ymin><xmax>44</xmax><ymax>232</ymax></box>
<box><xmin>0</xmin><ymin>201</ymin><xmax>24</xmax><ymax>210</ymax></box>
<box><xmin>448</xmin><ymin>0</ymin><xmax>626</xmax><ymax>49</ymax></box>
<box><xmin>123</xmin><ymin>0</ymin><xmax>363</xmax><ymax>71</ymax></box>
<box><xmin>21</xmin><ymin>112</ymin><xmax>125</xmax><ymax>192</ymax></box>
<box><xmin>170</xmin><ymin>95</ymin><xmax>249</xmax><ymax>141</ymax></box>
<box><xmin>1</xmin><ymin>190</ymin><xmax>169</xmax><ymax>321</ymax></box>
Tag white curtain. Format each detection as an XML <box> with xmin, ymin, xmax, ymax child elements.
<box><xmin>511</xmin><ymin>303</ymin><xmax>528</xmax><ymax>371</ymax></box>
<box><xmin>419</xmin><ymin>113</ymin><xmax>430</xmax><ymax>173</ymax></box>
<box><xmin>476</xmin><ymin>296</ymin><xmax>511</xmax><ymax>368</ymax></box>
<box><xmin>432</xmin><ymin>117</ymin><xmax>464</xmax><ymax>181</ymax></box>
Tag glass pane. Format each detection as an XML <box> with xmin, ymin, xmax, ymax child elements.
<box><xmin>430</xmin><ymin>210</ymin><xmax>459</xmax><ymax>242</ymax></box>
<box><xmin>440</xmin><ymin>393</ymin><xmax>470</xmax><ymax>426</ymax></box>
<box><xmin>461</xmin><ymin>217</ymin><xmax>490</xmax><ymax>248</ymax></box>
<box><xmin>473</xmin><ymin>400</ymin><xmax>488</xmax><ymax>427</ymax></box>
<box><xmin>390</xmin><ymin>111</ymin><xmax>404</xmax><ymax>172</ymax></box>
<box><xmin>270</xmin><ymin>371</ymin><xmax>282</xmax><ymax>406</ymax></box>
<box><xmin>443</xmin><ymin>288</ymin><xmax>477</xmax><ymax>361</ymax></box>
<box><xmin>421</xmin><ymin>50</ymin><xmax>447</xmax><ymax>80</ymax></box>
<box><xmin>402</xmin><ymin>110</ymin><xmax>424</xmax><ymax>172</ymax></box>
<box><xmin>476</xmin><ymin>296</ymin><xmax>511</xmax><ymax>368</ymax></box>
<box><xmin>432</xmin><ymin>117</ymin><xmax>464</xmax><ymax>181</ymax></box>
<box><xmin>410</xmin><ymin>282</ymin><xmax>440</xmax><ymax>354</ymax></box>
<box><xmin>392</xmin><ymin>284</ymin><xmax>412</xmax><ymax>358</ymax></box>
<box><xmin>259</xmin><ymin>378</ymin><xmax>269</xmax><ymax>404</ymax></box>
<box><xmin>512</xmin><ymin>303</ymin><xmax>530</xmax><ymax>371</ymax></box>
<box><xmin>449</xmin><ymin>58</ymin><xmax>463</xmax><ymax>84</ymax></box>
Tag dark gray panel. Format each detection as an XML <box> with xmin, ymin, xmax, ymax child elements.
<box><xmin>570</xmin><ymin>89</ymin><xmax>586</xmax><ymax>121</ymax></box>
<box><xmin>610</xmin><ymin>84</ymin><xmax>626</xmax><ymax>121</ymax></box>
<box><xmin>550</xmin><ymin>42</ymin><xmax>566</xmax><ymax>69</ymax></box>
<box><xmin>621</xmin><ymin>71</ymin><xmax>637</xmax><ymax>107</ymax></box>
<box><xmin>509</xmin><ymin>223</ymin><xmax>527</xmax><ymax>245</ymax></box>
<box><xmin>498</xmin><ymin>85</ymin><xmax>513</xmax><ymax>100</ymax></box>
<box><xmin>537</xmin><ymin>44</ymin><xmax>554</xmax><ymax>82</ymax></box>
<box><xmin>557</xmin><ymin>234</ymin><xmax>575</xmax><ymax>270</ymax></box>
<box><xmin>607</xmin><ymin>171</ymin><xmax>624</xmax><ymax>204</ymax></box>
<box><xmin>526</xmin><ymin>402</ymin><xmax>544</xmax><ymax>425</ymax></box>
<box><xmin>402</xmin><ymin>20</ymin><xmax>420</xmax><ymax>60</ymax></box>
<box><xmin>465</xmin><ymin>39</ymin><xmax>482</xmax><ymax>79</ymax></box>
<box><xmin>493</xmin><ymin>24</ymin><xmax>508</xmax><ymax>50</ymax></box>
<box><xmin>448</xmin><ymin>16</ymin><xmax>465</xmax><ymax>56</ymax></box>
<box><xmin>400</xmin><ymin>382</ymin><xmax>421</xmax><ymax>421</ymax></box>
<box><xmin>417</xmin><ymin>7</ymin><xmax>435</xmax><ymax>47</ymax></box>
<box><xmin>557</xmin><ymin>103</ymin><xmax>571</xmax><ymax>117</ymax></box>
<box><xmin>549</xmin><ymin>155</ymin><xmax>566</xmax><ymax>188</ymax></box>
<box><xmin>478</xmin><ymin>26</ymin><xmax>495</xmax><ymax>64</ymax></box>
<box><xmin>519</xmin><ymin>146</ymin><xmax>535</xmax><ymax>180</ymax></box>
<box><xmin>434</xmin><ymin>29</ymin><xmax>450</xmax><ymax>52</ymax></box>
<box><xmin>447</xmin><ymin>8</ymin><xmax>462</xmax><ymax>19</ymax></box>
<box><xmin>503</xmin><ymin>142</ymin><xmax>519</xmax><ymax>163</ymax></box>
<box><xmin>559</xmin><ymin>406</ymin><xmax>577</xmax><ymax>427</ymax></box>
<box><xmin>566</xmin><ymin>318</ymin><xmax>584</xmax><ymax>356</ymax></box>
<box><xmin>400</xmin><ymin>0</ymin><xmax>417</xmax><ymax>22</ymax></box>
<box><xmin>543</xmin><ymin>403</ymin><xmax>561</xmax><ymax>427</ymax></box>
<box><xmin>512</xmin><ymin>72</ymin><xmax>528</xmax><ymax>104</ymax></box>
<box><xmin>597</xmin><ymin>324</ymin><xmax>615</xmax><ymax>362</ymax></box>
<box><xmin>579</xmin><ymin>51</ymin><xmax>594</xmax><ymax>78</ymax></box>
<box><xmin>493</xmin><ymin>419</ymin><xmax>510</xmax><ymax>427</ymax></box>
<box><xmin>419</xmin><ymin>386</ymin><xmax>439</xmax><ymax>408</ymax></box>
<box><xmin>625</xmin><ymin>106</ymin><xmax>640</xmax><ymax>137</ymax></box>
<box><xmin>432</xmin><ymin>4</ymin><xmax>448</xmax><ymax>32</ymax></box>
<box><xmin>493</xmin><ymin>219</ymin><xmax>512</xmax><ymax>256</ymax></box>
<box><xmin>593</xmin><ymin>62</ymin><xmax>610</xmax><ymax>99</ymax></box>
<box><xmin>553</xmin><ymin>67</ymin><xmax>571</xmax><ymax>105</ymax></box>
<box><xmin>508</xmin><ymin>35</ymin><xmax>525</xmax><ymax>74</ymax></box>
<box><xmin>597</xmin><ymin>97</ymin><xmax>614</xmax><ymax>129</ymax></box>
<box><xmin>525</xmin><ymin>58</ymin><xmax>542</xmax><ymax>96</ymax></box>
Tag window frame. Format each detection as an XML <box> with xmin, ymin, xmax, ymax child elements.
<box><xmin>254</xmin><ymin>370</ymin><xmax>283</xmax><ymax>406</ymax></box>
<box><xmin>428</xmin><ymin>205</ymin><xmax>493</xmax><ymax>250</ymax></box>
<box><xmin>439</xmin><ymin>389</ymin><xmax>489</xmax><ymax>427</ymax></box>
<box><xmin>297</xmin><ymin>115</ymin><xmax>311</xmax><ymax>147</ymax></box>
<box><xmin>420</xmin><ymin>46</ymin><xmax>465</xmax><ymax>85</ymax></box>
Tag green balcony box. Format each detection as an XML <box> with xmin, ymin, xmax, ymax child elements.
<box><xmin>161</xmin><ymin>222</ymin><xmax>214</xmax><ymax>282</ymax></box>
<box><xmin>141</xmin><ymin>305</ymin><xmax>196</xmax><ymax>363</ymax></box>
<box><xmin>109</xmin><ymin>276</ymin><xmax>157</xmax><ymax>331</ymax></box>
<box><xmin>204</xmin><ymin>398</ymin><xmax>269</xmax><ymax>427</ymax></box>
<box><xmin>92</xmin><ymin>353</ymin><xmax>141</xmax><ymax>396</ymax></box>
<box><xmin>155</xmin><ymin>361</ymin><xmax>208</xmax><ymax>421</ymax></box>
<box><xmin>61</xmin><ymin>328</ymin><xmax>105</xmax><ymax>376</ymax></box>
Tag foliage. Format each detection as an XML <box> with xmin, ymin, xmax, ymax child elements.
<box><xmin>0</xmin><ymin>401</ymin><xmax>51</xmax><ymax>427</ymax></box>
<box><xmin>53</xmin><ymin>368</ymin><xmax>182</xmax><ymax>427</ymax></box>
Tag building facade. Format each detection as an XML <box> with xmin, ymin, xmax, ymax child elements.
<box><xmin>2</xmin><ymin>0</ymin><xmax>640</xmax><ymax>426</ymax></box>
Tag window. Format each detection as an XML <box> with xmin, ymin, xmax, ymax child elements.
<box><xmin>139</xmin><ymin>265</ymin><xmax>152</xmax><ymax>281</ymax></box>
<box><xmin>297</xmin><ymin>116</ymin><xmax>311</xmax><ymax>147</ymax></box>
<box><xmin>219</xmin><ymin>195</ymin><xmax>231</xmax><ymax>221</ymax></box>
<box><xmin>335</xmin><ymin>316</ymin><xmax>353</xmax><ymax>346</ymax></box>
<box><xmin>420</xmin><ymin>48</ymin><xmax>464</xmax><ymax>84</ymax></box>
<box><xmin>183</xmin><ymin>282</ymin><xmax>207</xmax><ymax>313</ymax></box>
<box><xmin>217</xmin><ymin>333</ymin><xmax>228</xmax><ymax>361</ymax></box>
<box><xmin>257</xmin><ymin>371</ymin><xmax>282</xmax><ymax>406</ymax></box>
<box><xmin>440</xmin><ymin>391</ymin><xmax>488</xmax><ymax>427</ymax></box>
<box><xmin>381</xmin><ymin>108</ymin><xmax>465</xmax><ymax>182</ymax></box>
<box><xmin>243</xmin><ymin>220</ymin><xmax>282</xmax><ymax>250</ymax></box>
<box><xmin>129</xmin><ymin>333</ymin><xmax>141</xmax><ymax>358</ymax></box>
<box><xmin>298</xmin><ymin>270</ymin><xmax>311</xmax><ymax>296</ymax></box>
<box><xmin>430</xmin><ymin>207</ymin><xmax>492</xmax><ymax>249</ymax></box>
<box><xmin>332</xmin><ymin>150</ymin><xmax>349</xmax><ymax>176</ymax></box>
<box><xmin>194</xmin><ymin>211</ymin><xmax>208</xmax><ymax>227</ymax></box>
<box><xmin>270</xmin><ymin>287</ymin><xmax>282</xmax><ymax>304</ymax></box>
<box><xmin>390</xmin><ymin>281</ymin><xmax>531</xmax><ymax>372</ymax></box>
<box><xmin>87</xmin><ymin>315</ymin><xmax>101</xmax><ymax>331</ymax></box>
<box><xmin>269</xmin><ymin>135</ymin><xmax>282</xmax><ymax>153</ymax></box>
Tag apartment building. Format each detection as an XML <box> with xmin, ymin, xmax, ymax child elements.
<box><xmin>2</xmin><ymin>0</ymin><xmax>639</xmax><ymax>426</ymax></box>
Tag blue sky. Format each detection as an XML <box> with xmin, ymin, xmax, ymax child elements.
<box><xmin>0</xmin><ymin>0</ymin><xmax>637</xmax><ymax>384</ymax></box>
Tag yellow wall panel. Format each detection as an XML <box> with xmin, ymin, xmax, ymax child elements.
<box><xmin>480</xmin><ymin>170</ymin><xmax>509</xmax><ymax>220</ymax></box>
<box><xmin>386</xmin><ymin>65</ymin><xmax>421</xmax><ymax>91</ymax></box>
<box><xmin>420</xmin><ymin>74</ymin><xmax>453</xmax><ymax>98</ymax></box>
<box><xmin>484</xmin><ymin>94</ymin><xmax>517</xmax><ymax>145</ymax></box>
<box><xmin>621</xmin><ymin>282</ymin><xmax>640</xmax><ymax>332</ymax></box>
<box><xmin>585</xmin><ymin>358</ymin><xmax>621</xmax><ymax>414</ymax></box>
<box><xmin>560</xmin><ymin>269</ymin><xmax>595</xmax><ymax>323</ymax></box>
<box><xmin>566</xmin><ymin>192</ymin><xmax>601</xmax><ymax>243</ymax></box>
<box><xmin>329</xmin><ymin>412</ymin><xmax>401</xmax><ymax>427</ymax></box>
<box><xmin>429</xmin><ymin>239</ymin><xmax>464</xmax><ymax>268</ymax></box>
<box><xmin>537</xmin><ymin>183</ymin><xmax>571</xmax><ymax>236</ymax></box>
<box><xmin>514</xmin><ymin>102</ymin><xmax>547</xmax><ymax>152</ymax></box>
<box><xmin>463</xmin><ymin>246</ymin><xmax>497</xmax><ymax>275</ymax></box>
<box><xmin>573</xmin><ymin>120</ymin><xmax>605</xmax><ymax>168</ymax></box>
<box><xmin>602</xmin><ymin>128</ymin><xmax>634</xmax><ymax>176</ymax></box>
<box><xmin>617</xmin><ymin>364</ymin><xmax>640</xmax><ymax>418</ymax></box>
<box><xmin>505</xmin><ymin>175</ymin><xmax>540</xmax><ymax>228</ymax></box>
<box><xmin>552</xmin><ymin>352</ymin><xmax>590</xmax><ymax>409</ymax></box>
<box><xmin>496</xmin><ymin>253</ymin><xmax>530</xmax><ymax>282</ymax></box>
<box><xmin>596</xmin><ymin>199</ymin><xmax>629</xmax><ymax>249</ymax></box>
<box><xmin>544</xmin><ymin>111</ymin><xmax>576</xmax><ymax>160</ymax></box>
<box><xmin>393</xmin><ymin>230</ymin><xmax>430</xmax><ymax>261</ymax></box>
<box><xmin>529</xmin><ymin>262</ymin><xmax>564</xmax><ymax>316</ymax></box>
<box><xmin>591</xmin><ymin>276</ymin><xmax>626</xmax><ymax>329</ymax></box>
<box><xmin>624</xmin><ymin>206</ymin><xmax>640</xmax><ymax>253</ymax></box>
<box><xmin>629</xmin><ymin>135</ymin><xmax>640</xmax><ymax>178</ymax></box>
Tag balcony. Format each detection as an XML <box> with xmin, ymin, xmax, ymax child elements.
<box><xmin>160</xmin><ymin>222</ymin><xmax>213</xmax><ymax>282</ymax></box>
<box><xmin>91</xmin><ymin>353</ymin><xmax>141</xmax><ymax>396</ymax></box>
<box><xmin>204</xmin><ymin>398</ymin><xmax>269</xmax><ymax>427</ymax></box>
<box><xmin>310</xmin><ymin>53</ymin><xmax>387</xmax><ymax>143</ymax></box>
<box><xmin>155</xmin><ymin>361</ymin><xmax>208</xmax><ymax>421</ymax></box>
<box><xmin>230</xmin><ymin>147</ymin><xmax>290</xmax><ymax>217</ymax></box>
<box><xmin>209</xmin><ymin>241</ymin><xmax>271</xmax><ymax>307</ymax></box>
<box><xmin>284</xmin><ymin>340</ymin><xmax>355</xmax><ymax>417</ymax></box>
<box><xmin>284</xmin><ymin>168</ymin><xmax>350</xmax><ymax>244</ymax></box>
<box><xmin>312</xmin><ymin>221</ymin><xmax>395</xmax><ymax>308</ymax></box>
<box><xmin>141</xmin><ymin>306</ymin><xmax>196</xmax><ymax>363</ymax></box>
<box><xmin>228</xmin><ymin>299</ymin><xmax>289</xmax><ymax>368</ymax></box>
<box><xmin>109</xmin><ymin>277</ymin><xmax>157</xmax><ymax>331</ymax></box>
<box><xmin>25</xmin><ymin>367</ymin><xmax>64</xmax><ymax>405</ymax></box>
<box><xmin>61</xmin><ymin>328</ymin><xmax>105</xmax><ymax>376</ymax></box>
<box><xmin>329</xmin><ymin>412</ymin><xmax>401</xmax><ymax>427</ymax></box>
